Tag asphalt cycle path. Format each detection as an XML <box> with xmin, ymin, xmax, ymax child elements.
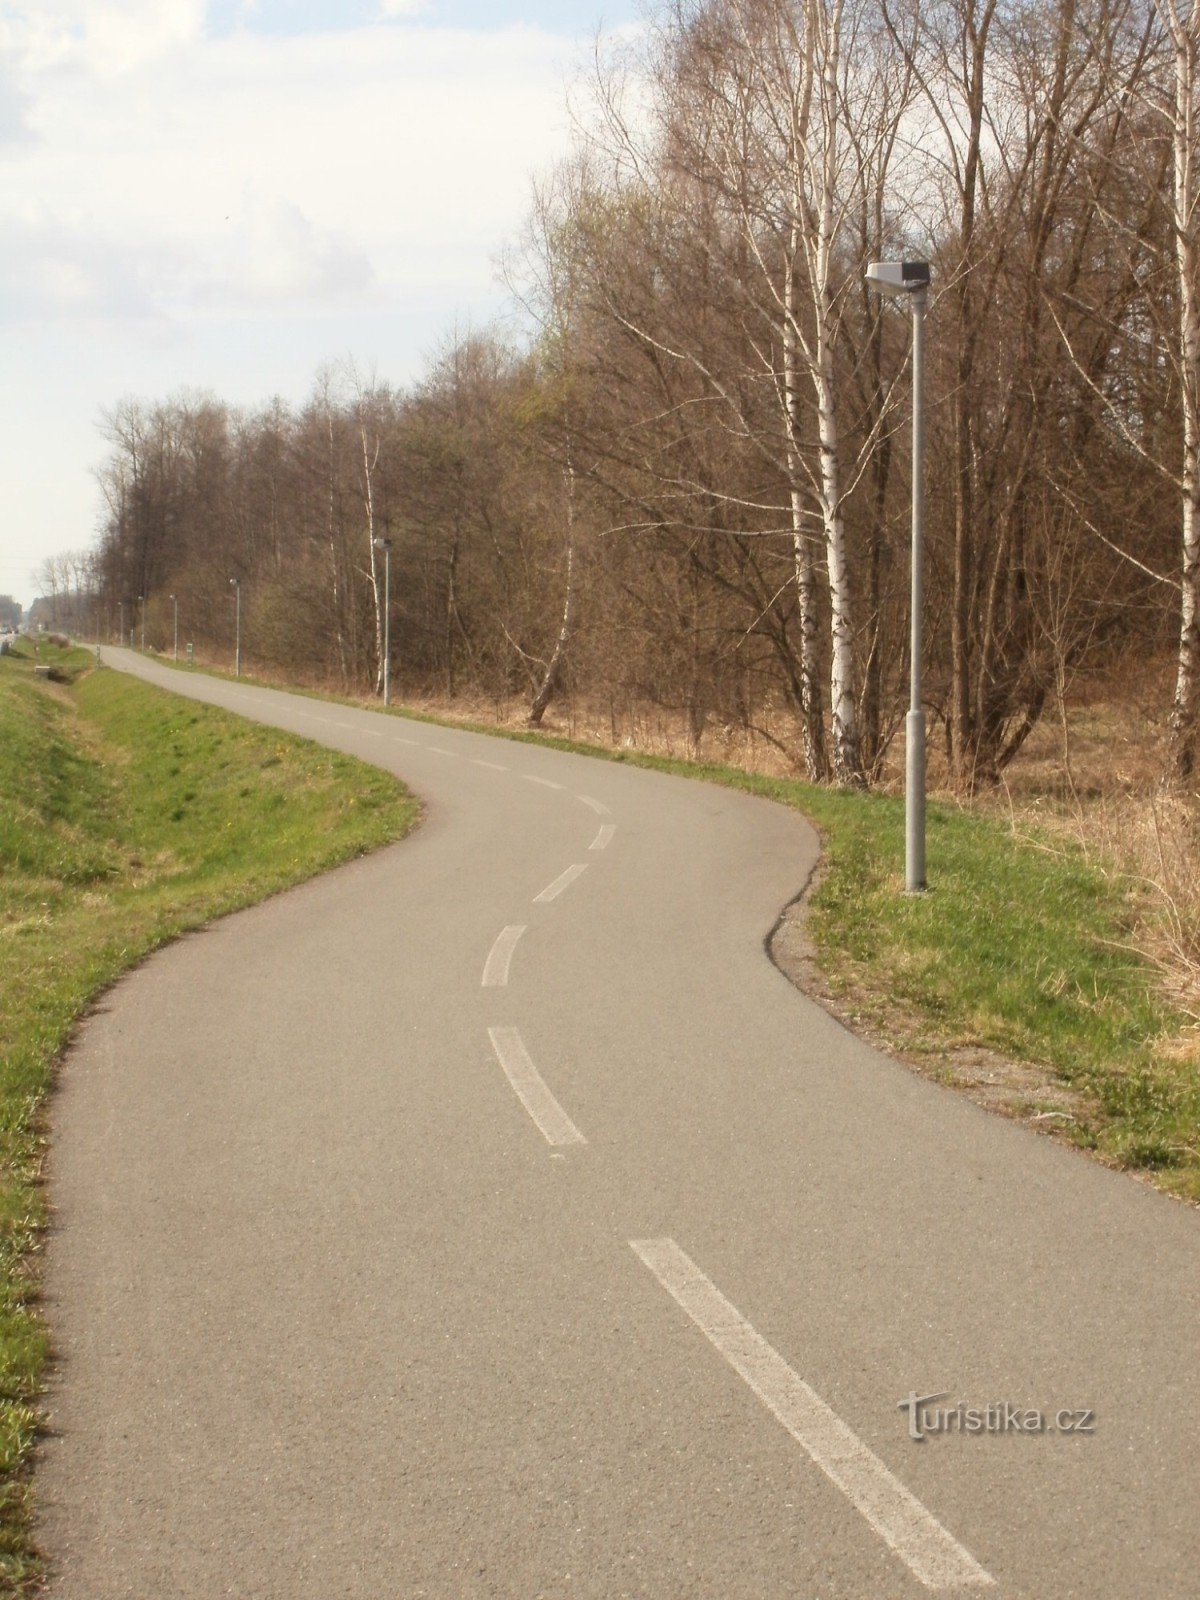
<box><xmin>38</xmin><ymin>649</ymin><xmax>1200</xmax><ymax>1598</ymax></box>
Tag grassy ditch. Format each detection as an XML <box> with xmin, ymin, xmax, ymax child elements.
<box><xmin>0</xmin><ymin>640</ymin><xmax>417</xmax><ymax>1591</ymax></box>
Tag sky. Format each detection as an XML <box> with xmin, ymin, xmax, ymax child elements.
<box><xmin>0</xmin><ymin>0</ymin><xmax>644</xmax><ymax>611</ymax></box>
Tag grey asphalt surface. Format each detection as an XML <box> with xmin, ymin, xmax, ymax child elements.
<box><xmin>38</xmin><ymin>649</ymin><xmax>1200</xmax><ymax>1599</ymax></box>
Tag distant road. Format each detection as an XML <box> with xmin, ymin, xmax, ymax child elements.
<box><xmin>38</xmin><ymin>649</ymin><xmax>1200</xmax><ymax>1598</ymax></box>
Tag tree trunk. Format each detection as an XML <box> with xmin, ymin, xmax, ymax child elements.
<box><xmin>784</xmin><ymin>249</ymin><xmax>829</xmax><ymax>782</ymax></box>
<box><xmin>360</xmin><ymin>424</ymin><xmax>385</xmax><ymax>697</ymax></box>
<box><xmin>529</xmin><ymin>463</ymin><xmax>577</xmax><ymax>725</ymax></box>
<box><xmin>1167</xmin><ymin>1</ymin><xmax>1200</xmax><ymax>779</ymax></box>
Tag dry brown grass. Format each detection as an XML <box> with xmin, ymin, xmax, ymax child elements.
<box><xmin>979</xmin><ymin>656</ymin><xmax>1200</xmax><ymax>1025</ymax></box>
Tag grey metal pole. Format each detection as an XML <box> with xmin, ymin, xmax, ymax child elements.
<box><xmin>230</xmin><ymin>578</ymin><xmax>241</xmax><ymax>678</ymax></box>
<box><xmin>383</xmin><ymin>544</ymin><xmax>391</xmax><ymax>708</ymax></box>
<box><xmin>171</xmin><ymin>595</ymin><xmax>178</xmax><ymax>662</ymax></box>
<box><xmin>906</xmin><ymin>291</ymin><xmax>927</xmax><ymax>893</ymax></box>
<box><xmin>139</xmin><ymin>595</ymin><xmax>145</xmax><ymax>652</ymax></box>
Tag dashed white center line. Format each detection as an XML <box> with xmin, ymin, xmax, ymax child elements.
<box><xmin>472</xmin><ymin>758</ymin><xmax>507</xmax><ymax>772</ymax></box>
<box><xmin>589</xmin><ymin>824</ymin><xmax>616</xmax><ymax>852</ymax></box>
<box><xmin>523</xmin><ymin>774</ymin><xmax>565</xmax><ymax>790</ymax></box>
<box><xmin>428</xmin><ymin>746</ymin><xmax>454</xmax><ymax>757</ymax></box>
<box><xmin>629</xmin><ymin>1240</ymin><xmax>994</xmax><ymax>1592</ymax></box>
<box><xmin>533</xmin><ymin>864</ymin><xmax>588</xmax><ymax>904</ymax></box>
<box><xmin>487</xmin><ymin>1027</ymin><xmax>586</xmax><ymax>1147</ymax></box>
<box><xmin>482</xmin><ymin>925</ymin><xmax>526</xmax><ymax>988</ymax></box>
<box><xmin>578</xmin><ymin>795</ymin><xmax>610</xmax><ymax>816</ymax></box>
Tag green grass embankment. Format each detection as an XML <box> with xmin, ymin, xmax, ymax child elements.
<box><xmin>0</xmin><ymin>639</ymin><xmax>417</xmax><ymax>1591</ymax></box>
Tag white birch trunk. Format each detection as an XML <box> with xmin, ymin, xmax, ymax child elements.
<box><xmin>784</xmin><ymin>237</ymin><xmax>829</xmax><ymax>782</ymax></box>
<box><xmin>1164</xmin><ymin>0</ymin><xmax>1200</xmax><ymax>778</ymax></box>
<box><xmin>530</xmin><ymin>456</ymin><xmax>577</xmax><ymax>725</ymax></box>
<box><xmin>809</xmin><ymin>0</ymin><xmax>863</xmax><ymax>786</ymax></box>
<box><xmin>360</xmin><ymin>423</ymin><xmax>384</xmax><ymax>696</ymax></box>
<box><xmin>325</xmin><ymin>404</ymin><xmax>348</xmax><ymax>686</ymax></box>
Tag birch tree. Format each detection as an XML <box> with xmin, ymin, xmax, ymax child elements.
<box><xmin>1159</xmin><ymin>0</ymin><xmax>1200</xmax><ymax>776</ymax></box>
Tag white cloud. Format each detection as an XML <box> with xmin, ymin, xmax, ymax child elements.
<box><xmin>0</xmin><ymin>0</ymin><xmax>205</xmax><ymax>77</ymax></box>
<box><xmin>190</xmin><ymin>193</ymin><xmax>375</xmax><ymax>308</ymax></box>
<box><xmin>0</xmin><ymin>195</ymin><xmax>373</xmax><ymax>322</ymax></box>
<box><xmin>0</xmin><ymin>213</ymin><xmax>152</xmax><ymax>319</ymax></box>
<box><xmin>0</xmin><ymin>18</ymin><xmax>576</xmax><ymax>324</ymax></box>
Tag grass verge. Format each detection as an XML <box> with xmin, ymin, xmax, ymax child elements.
<box><xmin>474</xmin><ymin>726</ymin><xmax>1200</xmax><ymax>1195</ymax></box>
<box><xmin>0</xmin><ymin>640</ymin><xmax>417</xmax><ymax>1592</ymax></box>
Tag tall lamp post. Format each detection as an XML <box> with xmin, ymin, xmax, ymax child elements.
<box><xmin>373</xmin><ymin>536</ymin><xmax>393</xmax><ymax>707</ymax></box>
<box><xmin>138</xmin><ymin>593</ymin><xmax>145</xmax><ymax>652</ymax></box>
<box><xmin>229</xmin><ymin>577</ymin><xmax>241</xmax><ymax>678</ymax></box>
<box><xmin>866</xmin><ymin>259</ymin><xmax>930</xmax><ymax>893</ymax></box>
<box><xmin>118</xmin><ymin>600</ymin><xmax>124</xmax><ymax>648</ymax></box>
<box><xmin>170</xmin><ymin>594</ymin><xmax>178</xmax><ymax>662</ymax></box>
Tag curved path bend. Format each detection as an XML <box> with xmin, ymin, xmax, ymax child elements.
<box><xmin>39</xmin><ymin>650</ymin><xmax>1200</xmax><ymax>1599</ymax></box>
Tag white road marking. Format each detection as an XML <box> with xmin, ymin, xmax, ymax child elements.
<box><xmin>362</xmin><ymin>728</ymin><xmax>383</xmax><ymax>737</ymax></box>
<box><xmin>482</xmin><ymin>925</ymin><xmax>526</xmax><ymax>988</ymax></box>
<box><xmin>533</xmin><ymin>864</ymin><xmax>588</xmax><ymax>904</ymax></box>
<box><xmin>473</xmin><ymin>758</ymin><xmax>507</xmax><ymax>772</ymax></box>
<box><xmin>523</xmin><ymin>774</ymin><xmax>565</xmax><ymax>790</ymax></box>
<box><xmin>429</xmin><ymin>746</ymin><xmax>454</xmax><ymax>757</ymax></box>
<box><xmin>578</xmin><ymin>795</ymin><xmax>610</xmax><ymax>816</ymax></box>
<box><xmin>589</xmin><ymin>824</ymin><xmax>616</xmax><ymax>851</ymax></box>
<box><xmin>487</xmin><ymin>1028</ymin><xmax>586</xmax><ymax>1147</ymax></box>
<box><xmin>629</xmin><ymin>1240</ymin><xmax>995</xmax><ymax>1593</ymax></box>
<box><xmin>393</xmin><ymin>736</ymin><xmax>418</xmax><ymax>746</ymax></box>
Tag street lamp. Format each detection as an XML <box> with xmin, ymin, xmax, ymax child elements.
<box><xmin>118</xmin><ymin>599</ymin><xmax>124</xmax><ymax>647</ymax></box>
<box><xmin>169</xmin><ymin>594</ymin><xmax>178</xmax><ymax>662</ymax></box>
<box><xmin>373</xmin><ymin>536</ymin><xmax>393</xmax><ymax>707</ymax></box>
<box><xmin>229</xmin><ymin>577</ymin><xmax>241</xmax><ymax>678</ymax></box>
<box><xmin>138</xmin><ymin>593</ymin><xmax>145</xmax><ymax>652</ymax></box>
<box><xmin>866</xmin><ymin>259</ymin><xmax>930</xmax><ymax>893</ymax></box>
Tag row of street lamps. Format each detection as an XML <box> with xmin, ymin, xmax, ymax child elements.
<box><xmin>140</xmin><ymin>593</ymin><xmax>180</xmax><ymax>660</ymax></box>
<box><xmin>120</xmin><ymin>590</ymin><xmax>216</xmax><ymax>669</ymax></box>
<box><xmin>126</xmin><ymin>569</ymin><xmax>395</xmax><ymax>693</ymax></box>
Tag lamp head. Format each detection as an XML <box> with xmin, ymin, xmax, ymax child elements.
<box><xmin>866</xmin><ymin>260</ymin><xmax>930</xmax><ymax>297</ymax></box>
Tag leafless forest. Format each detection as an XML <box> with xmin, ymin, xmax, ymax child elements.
<box><xmin>43</xmin><ymin>0</ymin><xmax>1200</xmax><ymax>795</ymax></box>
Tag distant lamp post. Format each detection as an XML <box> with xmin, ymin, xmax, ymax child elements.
<box><xmin>866</xmin><ymin>258</ymin><xmax>931</xmax><ymax>893</ymax></box>
<box><xmin>373</xmin><ymin>536</ymin><xmax>393</xmax><ymax>707</ymax></box>
<box><xmin>118</xmin><ymin>600</ymin><xmax>124</xmax><ymax>647</ymax></box>
<box><xmin>170</xmin><ymin>594</ymin><xmax>178</xmax><ymax>662</ymax></box>
<box><xmin>138</xmin><ymin>593</ymin><xmax>145</xmax><ymax>652</ymax></box>
<box><xmin>229</xmin><ymin>577</ymin><xmax>241</xmax><ymax>678</ymax></box>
